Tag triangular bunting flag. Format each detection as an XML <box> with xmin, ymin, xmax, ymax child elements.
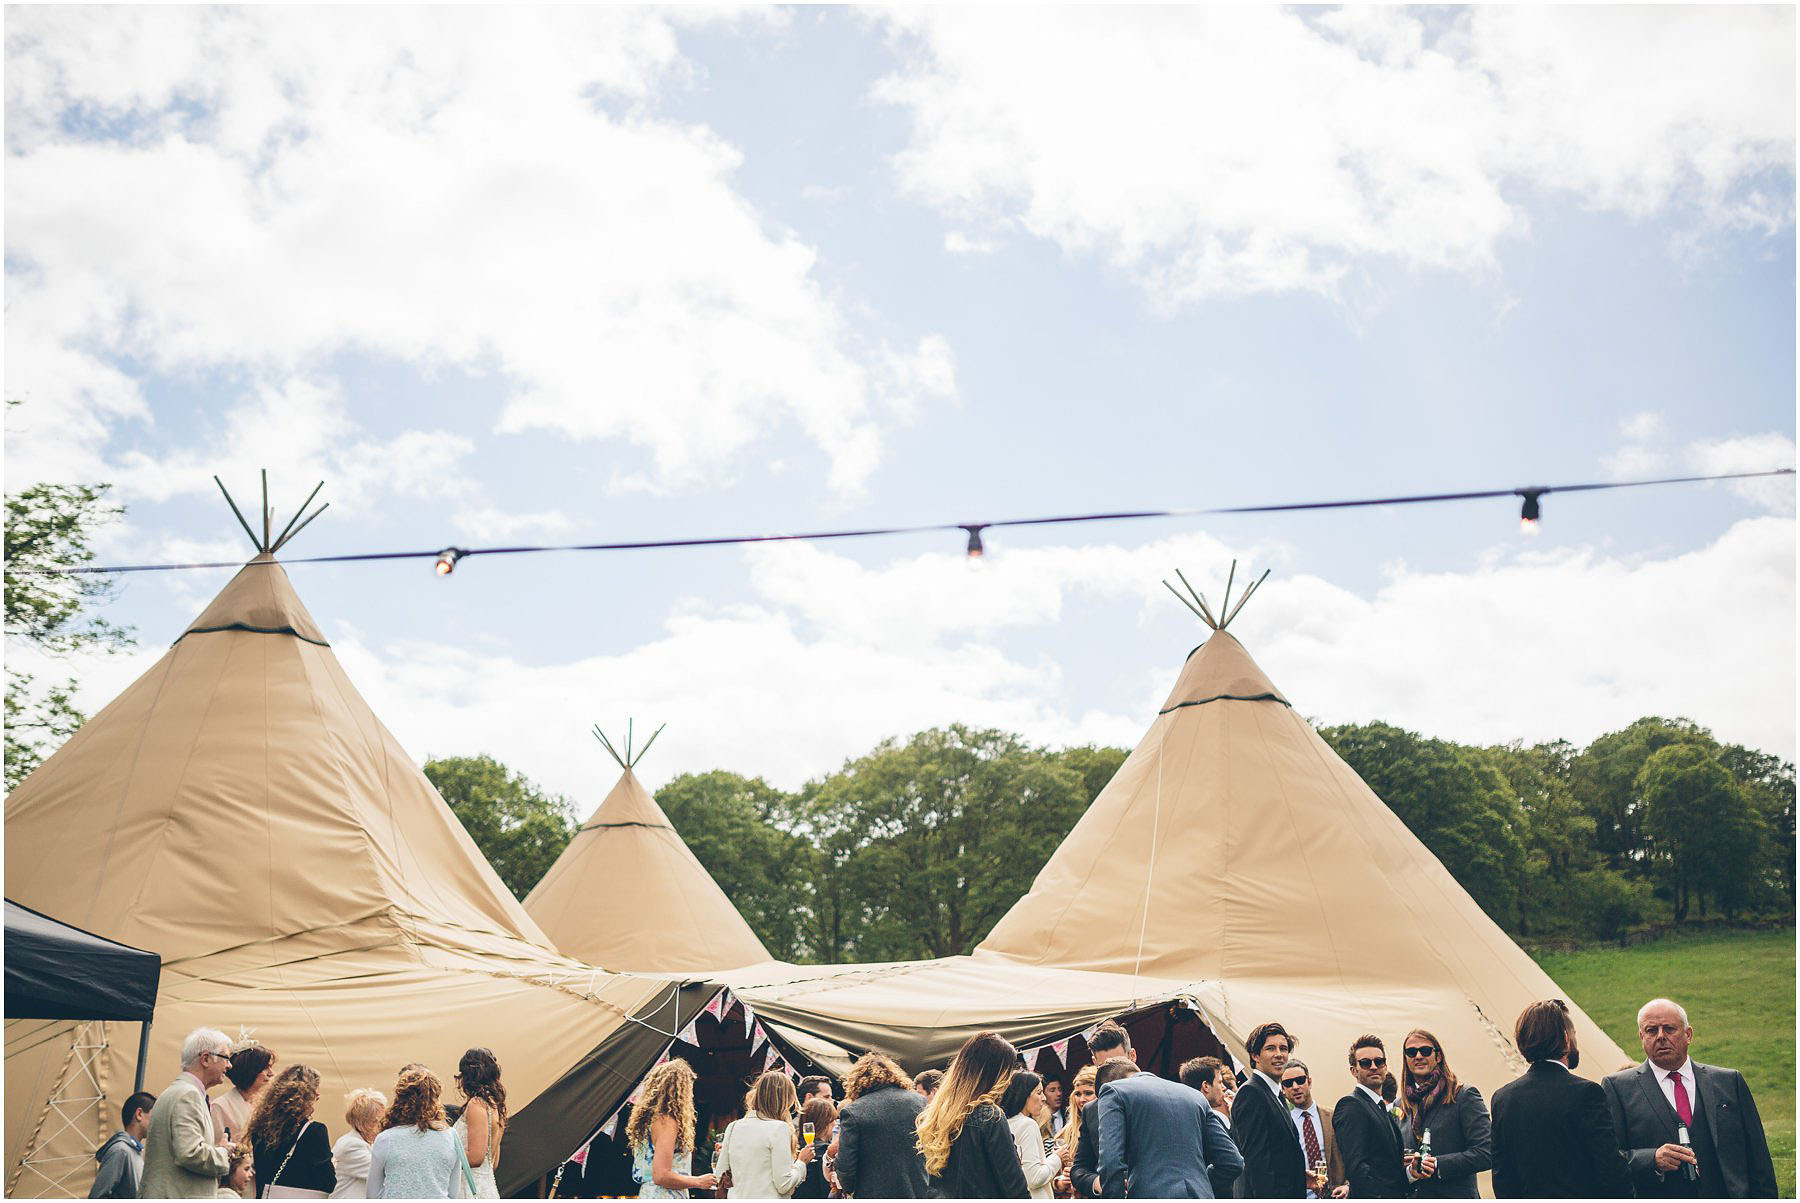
<box><xmin>765</xmin><ymin>1042</ymin><xmax>781</xmax><ymax>1069</ymax></box>
<box><xmin>1052</xmin><ymin>1038</ymin><xmax>1070</xmax><ymax>1061</ymax></box>
<box><xmin>601</xmin><ymin>1111</ymin><xmax>620</xmax><ymax>1137</ymax></box>
<box><xmin>750</xmin><ymin>1022</ymin><xmax>767</xmax><ymax>1055</ymax></box>
<box><xmin>678</xmin><ymin>1018</ymin><xmax>700</xmax><ymax>1045</ymax></box>
<box><xmin>571</xmin><ymin>1137</ymin><xmax>593</xmax><ymax>1166</ymax></box>
<box><xmin>703</xmin><ymin>992</ymin><xmax>725</xmax><ymax>1021</ymax></box>
<box><xmin>742</xmin><ymin>1001</ymin><xmax>756</xmax><ymax>1038</ymax></box>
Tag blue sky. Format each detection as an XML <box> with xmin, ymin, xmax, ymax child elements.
<box><xmin>6</xmin><ymin>6</ymin><xmax>1794</xmax><ymax>803</ymax></box>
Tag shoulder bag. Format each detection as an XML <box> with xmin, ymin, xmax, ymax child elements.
<box><xmin>264</xmin><ymin>1123</ymin><xmax>328</xmax><ymax>1199</ymax></box>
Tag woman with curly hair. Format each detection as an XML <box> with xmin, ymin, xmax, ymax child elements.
<box><xmin>717</xmin><ymin>1071</ymin><xmax>814</xmax><ymax>1199</ymax></box>
<box><xmin>451</xmin><ymin>1048</ymin><xmax>506</xmax><ymax>1199</ymax></box>
<box><xmin>213</xmin><ymin>1042</ymin><xmax>277</xmax><ymax>1150</ymax></box>
<box><xmin>368</xmin><ymin>1067</ymin><xmax>465</xmax><ymax>1199</ymax></box>
<box><xmin>915</xmin><ymin>1031</ymin><xmax>1030</xmax><ymax>1198</ymax></box>
<box><xmin>626</xmin><ymin>1059</ymin><xmax>719</xmax><ymax>1199</ymax></box>
<box><xmin>1052</xmin><ymin>1065</ymin><xmax>1096</xmax><ymax>1198</ymax></box>
<box><xmin>832</xmin><ymin>1051</ymin><xmax>926</xmax><ymax>1197</ymax></box>
<box><xmin>247</xmin><ymin>1064</ymin><xmax>336</xmax><ymax>1198</ymax></box>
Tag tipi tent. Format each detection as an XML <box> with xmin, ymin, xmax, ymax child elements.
<box><xmin>525</xmin><ymin>726</ymin><xmax>772</xmax><ymax>973</ymax></box>
<box><xmin>729</xmin><ymin>569</ymin><xmax>1629</xmax><ymax>1107</ymax></box>
<box><xmin>4</xmin><ymin>498</ymin><xmax>685</xmax><ymax>1198</ymax></box>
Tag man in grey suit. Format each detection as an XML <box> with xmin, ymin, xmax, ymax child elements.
<box><xmin>1601</xmin><ymin>998</ymin><xmax>1777</xmax><ymax>1198</ymax></box>
<box><xmin>138</xmin><ymin>1027</ymin><xmax>234</xmax><ymax>1199</ymax></box>
<box><xmin>1096</xmin><ymin>1060</ymin><xmax>1243</xmax><ymax>1199</ymax></box>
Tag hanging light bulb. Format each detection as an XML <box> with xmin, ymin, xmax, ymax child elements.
<box><xmin>1517</xmin><ymin>488</ymin><xmax>1545</xmax><ymax>535</ymax></box>
<box><xmin>961</xmin><ymin>524</ymin><xmax>986</xmax><ymax>559</ymax></box>
<box><xmin>435</xmin><ymin>547</ymin><xmax>466</xmax><ymax>575</ymax></box>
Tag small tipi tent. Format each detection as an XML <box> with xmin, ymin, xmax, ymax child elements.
<box><xmin>977</xmin><ymin>567</ymin><xmax>1630</xmax><ymax>1088</ymax></box>
<box><xmin>4</xmin><ymin>481</ymin><xmax>680</xmax><ymax>1197</ymax></box>
<box><xmin>525</xmin><ymin>725</ymin><xmax>772</xmax><ymax>973</ymax></box>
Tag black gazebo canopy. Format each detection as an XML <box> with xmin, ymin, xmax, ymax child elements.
<box><xmin>5</xmin><ymin>899</ymin><xmax>159</xmax><ymax>1022</ymax></box>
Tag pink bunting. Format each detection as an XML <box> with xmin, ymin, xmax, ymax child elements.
<box><xmin>1052</xmin><ymin>1038</ymin><xmax>1070</xmax><ymax>1061</ymax></box>
<box><xmin>678</xmin><ymin>1019</ymin><xmax>700</xmax><ymax>1045</ymax></box>
<box><xmin>742</xmin><ymin>1001</ymin><xmax>756</xmax><ymax>1038</ymax></box>
<box><xmin>703</xmin><ymin>992</ymin><xmax>725</xmax><ymax>1021</ymax></box>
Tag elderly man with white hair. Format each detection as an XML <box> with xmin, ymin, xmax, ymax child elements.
<box><xmin>1600</xmin><ymin>998</ymin><xmax>1777</xmax><ymax>1199</ymax></box>
<box><xmin>138</xmin><ymin>1027</ymin><xmax>236</xmax><ymax>1198</ymax></box>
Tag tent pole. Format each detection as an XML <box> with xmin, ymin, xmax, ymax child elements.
<box><xmin>134</xmin><ymin>1018</ymin><xmax>152</xmax><ymax>1094</ymax></box>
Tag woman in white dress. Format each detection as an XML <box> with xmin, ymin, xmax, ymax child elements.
<box><xmin>329</xmin><ymin>1088</ymin><xmax>387</xmax><ymax>1199</ymax></box>
<box><xmin>451</xmin><ymin>1049</ymin><xmax>506</xmax><ymax>1199</ymax></box>
<box><xmin>1002</xmin><ymin>1071</ymin><xmax>1063</xmax><ymax>1200</ymax></box>
<box><xmin>717</xmin><ymin>1072</ymin><xmax>815</xmax><ymax>1200</ymax></box>
<box><xmin>625</xmin><ymin>1059</ymin><xmax>719</xmax><ymax>1199</ymax></box>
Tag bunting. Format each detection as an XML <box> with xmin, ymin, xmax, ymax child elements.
<box><xmin>742</xmin><ymin>1001</ymin><xmax>756</xmax><ymax>1038</ymax></box>
<box><xmin>677</xmin><ymin>1018</ymin><xmax>700</xmax><ymax>1045</ymax></box>
<box><xmin>1052</xmin><ymin>1038</ymin><xmax>1070</xmax><ymax>1061</ymax></box>
<box><xmin>703</xmin><ymin>991</ymin><xmax>726</xmax><ymax>1021</ymax></box>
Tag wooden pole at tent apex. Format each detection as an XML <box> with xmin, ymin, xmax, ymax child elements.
<box><xmin>1162</xmin><ymin>560</ymin><xmax>1271</xmax><ymax>632</ymax></box>
<box><xmin>592</xmin><ymin>721</ymin><xmax>667</xmax><ymax>771</ymax></box>
<box><xmin>213</xmin><ymin>471</ymin><xmax>330</xmax><ymax>556</ymax></box>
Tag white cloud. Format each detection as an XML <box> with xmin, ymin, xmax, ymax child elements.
<box><xmin>448</xmin><ymin>506</ymin><xmax>575</xmax><ymax>542</ymax></box>
<box><xmin>878</xmin><ymin>7</ymin><xmax>1793</xmax><ymax>304</ymax></box>
<box><xmin>1691</xmin><ymin>433</ymin><xmax>1797</xmax><ymax>514</ymax></box>
<box><xmin>5</xmin><ymin>7</ymin><xmax>951</xmax><ymax>496</ymax></box>
<box><xmin>1607</xmin><ymin>411</ymin><xmax>1671</xmax><ymax>478</ymax></box>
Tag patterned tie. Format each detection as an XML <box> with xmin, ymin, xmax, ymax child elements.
<box><xmin>1670</xmin><ymin>1070</ymin><xmax>1693</xmax><ymax>1127</ymax></box>
<box><xmin>1301</xmin><ymin>1111</ymin><xmax>1324</xmax><ymax>1168</ymax></box>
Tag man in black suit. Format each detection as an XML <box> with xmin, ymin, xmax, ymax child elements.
<box><xmin>1491</xmin><ymin>998</ymin><xmax>1632</xmax><ymax>1198</ymax></box>
<box><xmin>1071</xmin><ymin>1022</ymin><xmax>1138</xmax><ymax>1198</ymax></box>
<box><xmin>1331</xmin><ymin>1036</ymin><xmax>1409</xmax><ymax>1198</ymax></box>
<box><xmin>1601</xmin><ymin>997</ymin><xmax>1777</xmax><ymax>1198</ymax></box>
<box><xmin>1232</xmin><ymin>1021</ymin><xmax>1308</xmax><ymax>1198</ymax></box>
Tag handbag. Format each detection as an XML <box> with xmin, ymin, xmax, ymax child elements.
<box><xmin>263</xmin><ymin>1124</ymin><xmax>328</xmax><ymax>1200</ymax></box>
<box><xmin>453</xmin><ymin>1127</ymin><xmax>480</xmax><ymax>1198</ymax></box>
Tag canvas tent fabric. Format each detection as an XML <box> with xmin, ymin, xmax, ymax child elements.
<box><xmin>975</xmin><ymin>628</ymin><xmax>1632</xmax><ymax>1093</ymax></box>
<box><xmin>4</xmin><ymin>555</ymin><xmax>675</xmax><ymax>1198</ymax></box>
<box><xmin>5</xmin><ymin>900</ymin><xmax>160</xmax><ymax>1022</ymax></box>
<box><xmin>525</xmin><ymin>765</ymin><xmax>772</xmax><ymax>973</ymax></box>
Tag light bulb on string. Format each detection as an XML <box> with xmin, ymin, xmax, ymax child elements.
<box><xmin>435</xmin><ymin>547</ymin><xmax>466</xmax><ymax>575</ymax></box>
<box><xmin>961</xmin><ymin>524</ymin><xmax>987</xmax><ymax>561</ymax></box>
<box><xmin>1517</xmin><ymin>489</ymin><xmax>1545</xmax><ymax>535</ymax></box>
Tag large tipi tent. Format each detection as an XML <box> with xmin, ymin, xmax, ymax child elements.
<box><xmin>4</xmin><ymin>497</ymin><xmax>685</xmax><ymax>1198</ymax></box>
<box><xmin>729</xmin><ymin>569</ymin><xmax>1629</xmax><ymax>1106</ymax></box>
<box><xmin>525</xmin><ymin>726</ymin><xmax>771</xmax><ymax>973</ymax></box>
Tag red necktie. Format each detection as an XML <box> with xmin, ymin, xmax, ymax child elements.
<box><xmin>1670</xmin><ymin>1070</ymin><xmax>1693</xmax><ymax>1127</ymax></box>
<box><xmin>1301</xmin><ymin>1111</ymin><xmax>1323</xmax><ymax>1167</ymax></box>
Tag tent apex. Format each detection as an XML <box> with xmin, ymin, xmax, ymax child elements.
<box><xmin>593</xmin><ymin>721</ymin><xmax>666</xmax><ymax>770</ymax></box>
<box><xmin>1163</xmin><ymin>561</ymin><xmax>1270</xmax><ymax>632</ymax></box>
<box><xmin>214</xmin><ymin>472</ymin><xmax>329</xmax><ymax>556</ymax></box>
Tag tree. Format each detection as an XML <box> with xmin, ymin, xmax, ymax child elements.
<box><xmin>1484</xmin><ymin>740</ymin><xmax>1596</xmax><ymax>936</ymax></box>
<box><xmin>4</xmin><ymin>480</ymin><xmax>134</xmax><ymax>790</ymax></box>
<box><xmin>422</xmin><ymin>755</ymin><xmax>577</xmax><ymax>900</ymax></box>
<box><xmin>1320</xmin><ymin>721</ymin><xmax>1528</xmax><ymax>930</ymax></box>
<box><xmin>1636</xmin><ymin>743</ymin><xmax>1759</xmax><ymax>924</ymax></box>
<box><xmin>1716</xmin><ymin>743</ymin><xmax>1796</xmax><ymax>907</ymax></box>
<box><xmin>1570</xmin><ymin>717</ymin><xmax>1712</xmax><ymax>873</ymax></box>
<box><xmin>804</xmin><ymin>726</ymin><xmax>1090</xmax><ymax>962</ymax></box>
<box><xmin>656</xmin><ymin>771</ymin><xmax>815</xmax><ymax>960</ymax></box>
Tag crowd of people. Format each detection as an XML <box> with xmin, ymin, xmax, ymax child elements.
<box><xmin>92</xmin><ymin>1030</ymin><xmax>510</xmax><ymax>1199</ymax></box>
<box><xmin>95</xmin><ymin>992</ymin><xmax>1775</xmax><ymax>1199</ymax></box>
<box><xmin>621</xmin><ymin>995</ymin><xmax>1777</xmax><ymax>1199</ymax></box>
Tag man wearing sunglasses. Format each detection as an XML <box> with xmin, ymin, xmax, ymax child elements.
<box><xmin>1278</xmin><ymin>1061</ymin><xmax>1345</xmax><ymax>1199</ymax></box>
<box><xmin>1332</xmin><ymin>1036</ymin><xmax>1409</xmax><ymax>1198</ymax></box>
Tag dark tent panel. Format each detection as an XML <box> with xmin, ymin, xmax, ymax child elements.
<box><xmin>4</xmin><ymin>900</ymin><xmax>160</xmax><ymax>1022</ymax></box>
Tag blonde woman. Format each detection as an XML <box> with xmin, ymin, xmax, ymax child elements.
<box><xmin>916</xmin><ymin>1031</ymin><xmax>1030</xmax><ymax>1198</ymax></box>
<box><xmin>718</xmin><ymin>1071</ymin><xmax>815</xmax><ymax>1199</ymax></box>
<box><xmin>625</xmin><ymin>1059</ymin><xmax>719</xmax><ymax>1199</ymax></box>
<box><xmin>1051</xmin><ymin>1065</ymin><xmax>1095</xmax><ymax>1199</ymax></box>
<box><xmin>328</xmin><ymin>1089</ymin><xmax>387</xmax><ymax>1199</ymax></box>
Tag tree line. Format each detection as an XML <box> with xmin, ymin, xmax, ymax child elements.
<box><xmin>426</xmin><ymin>714</ymin><xmax>1794</xmax><ymax>961</ymax></box>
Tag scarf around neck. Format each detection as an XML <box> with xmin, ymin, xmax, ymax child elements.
<box><xmin>1404</xmin><ymin>1071</ymin><xmax>1445</xmax><ymax>1140</ymax></box>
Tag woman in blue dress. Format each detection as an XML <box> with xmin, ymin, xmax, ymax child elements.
<box><xmin>626</xmin><ymin>1059</ymin><xmax>720</xmax><ymax>1199</ymax></box>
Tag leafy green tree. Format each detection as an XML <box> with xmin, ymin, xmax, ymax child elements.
<box><xmin>804</xmin><ymin>726</ymin><xmax>1090</xmax><ymax>961</ymax></box>
<box><xmin>1484</xmin><ymin>740</ymin><xmax>1596</xmax><ymax>936</ymax></box>
<box><xmin>1717</xmin><ymin>743</ymin><xmax>1796</xmax><ymax>907</ymax></box>
<box><xmin>4</xmin><ymin>480</ymin><xmax>133</xmax><ymax>790</ymax></box>
<box><xmin>1570</xmin><ymin>717</ymin><xmax>1712</xmax><ymax>873</ymax></box>
<box><xmin>1321</xmin><ymin>721</ymin><xmax>1528</xmax><ymax>930</ymax></box>
<box><xmin>1637</xmin><ymin>743</ymin><xmax>1762</xmax><ymax>923</ymax></box>
<box><xmin>656</xmin><ymin>770</ymin><xmax>815</xmax><ymax>960</ymax></box>
<box><xmin>1054</xmin><ymin>744</ymin><xmax>1131</xmax><ymax>805</ymax></box>
<box><xmin>423</xmin><ymin>754</ymin><xmax>577</xmax><ymax>900</ymax></box>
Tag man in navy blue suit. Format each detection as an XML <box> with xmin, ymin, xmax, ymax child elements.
<box><xmin>1095</xmin><ymin>1060</ymin><xmax>1242</xmax><ymax>1198</ymax></box>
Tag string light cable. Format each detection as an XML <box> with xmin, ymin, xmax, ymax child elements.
<box><xmin>18</xmin><ymin>466</ymin><xmax>1793</xmax><ymax>576</ymax></box>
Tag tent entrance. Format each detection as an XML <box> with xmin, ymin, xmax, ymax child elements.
<box><xmin>549</xmin><ymin>994</ymin><xmax>827</xmax><ymax>1198</ymax></box>
<box><xmin>1021</xmin><ymin>998</ymin><xmax>1231</xmax><ymax>1099</ymax></box>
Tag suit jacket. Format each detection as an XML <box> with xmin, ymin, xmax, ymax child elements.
<box><xmin>1096</xmin><ymin>1075</ymin><xmax>1242</xmax><ymax>1199</ymax></box>
<box><xmin>1399</xmin><ymin>1085</ymin><xmax>1491</xmax><ymax>1199</ymax></box>
<box><xmin>925</xmin><ymin>1102</ymin><xmax>1030</xmax><ymax>1199</ymax></box>
<box><xmin>1601</xmin><ymin>1061</ymin><xmax>1778</xmax><ymax>1199</ymax></box>
<box><xmin>1331</xmin><ymin>1089</ymin><xmax>1408</xmax><ymax>1199</ymax></box>
<box><xmin>835</xmin><ymin>1083</ymin><xmax>929</xmax><ymax>1198</ymax></box>
<box><xmin>1231</xmin><ymin>1073</ymin><xmax>1306</xmax><ymax>1198</ymax></box>
<box><xmin>1491</xmin><ymin>1060</ymin><xmax>1631</xmax><ymax>1198</ymax></box>
<box><xmin>139</xmin><ymin>1074</ymin><xmax>231</xmax><ymax>1199</ymax></box>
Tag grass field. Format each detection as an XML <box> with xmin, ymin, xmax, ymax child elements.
<box><xmin>1532</xmin><ymin>926</ymin><xmax>1795</xmax><ymax>1198</ymax></box>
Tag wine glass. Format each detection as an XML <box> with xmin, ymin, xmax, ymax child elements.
<box><xmin>802</xmin><ymin>1121</ymin><xmax>816</xmax><ymax>1147</ymax></box>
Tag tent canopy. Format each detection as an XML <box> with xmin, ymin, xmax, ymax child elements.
<box><xmin>4</xmin><ymin>900</ymin><xmax>160</xmax><ymax>1022</ymax></box>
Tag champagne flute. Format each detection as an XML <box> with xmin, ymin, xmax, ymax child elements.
<box><xmin>802</xmin><ymin>1121</ymin><xmax>816</xmax><ymax>1147</ymax></box>
<box><xmin>1312</xmin><ymin>1158</ymin><xmax>1328</xmax><ymax>1192</ymax></box>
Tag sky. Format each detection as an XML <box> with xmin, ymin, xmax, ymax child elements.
<box><xmin>5</xmin><ymin>5</ymin><xmax>1795</xmax><ymax>808</ymax></box>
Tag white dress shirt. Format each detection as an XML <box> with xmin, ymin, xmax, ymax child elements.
<box><xmin>1290</xmin><ymin>1103</ymin><xmax>1325</xmax><ymax>1198</ymax></box>
<box><xmin>1357</xmin><ymin>1083</ymin><xmax>1386</xmax><ymax>1111</ymax></box>
<box><xmin>1652</xmin><ymin>1057</ymin><xmax>1699</xmax><ymax>1124</ymax></box>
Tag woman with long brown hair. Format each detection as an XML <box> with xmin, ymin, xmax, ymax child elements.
<box><xmin>718</xmin><ymin>1071</ymin><xmax>815</xmax><ymax>1199</ymax></box>
<box><xmin>247</xmin><ymin>1064</ymin><xmax>337</xmax><ymax>1198</ymax></box>
<box><xmin>793</xmin><ymin>1096</ymin><xmax>838</xmax><ymax>1199</ymax></box>
<box><xmin>1051</xmin><ymin>1065</ymin><xmax>1095</xmax><ymax>1199</ymax></box>
<box><xmin>452</xmin><ymin>1048</ymin><xmax>506</xmax><ymax>1199</ymax></box>
<box><xmin>213</xmin><ymin>1042</ymin><xmax>277</xmax><ymax>1152</ymax></box>
<box><xmin>915</xmin><ymin>1031</ymin><xmax>1030</xmax><ymax>1198</ymax></box>
<box><xmin>625</xmin><ymin>1059</ymin><xmax>719</xmax><ymax>1199</ymax></box>
<box><xmin>1399</xmin><ymin>1028</ymin><xmax>1491</xmax><ymax>1199</ymax></box>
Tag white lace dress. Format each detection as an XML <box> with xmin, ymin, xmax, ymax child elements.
<box><xmin>451</xmin><ymin>1113</ymin><xmax>499</xmax><ymax>1199</ymax></box>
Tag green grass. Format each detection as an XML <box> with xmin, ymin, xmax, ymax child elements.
<box><xmin>1532</xmin><ymin>927</ymin><xmax>1795</xmax><ymax>1198</ymax></box>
